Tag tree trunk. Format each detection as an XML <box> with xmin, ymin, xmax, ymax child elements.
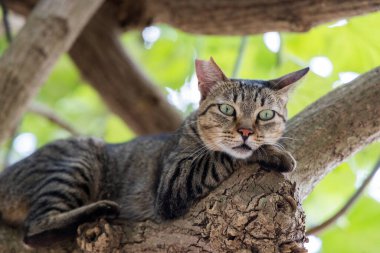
<box><xmin>0</xmin><ymin>0</ymin><xmax>104</xmax><ymax>144</ymax></box>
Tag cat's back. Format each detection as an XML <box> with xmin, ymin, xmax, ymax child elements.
<box><xmin>105</xmin><ymin>133</ymin><xmax>175</xmax><ymax>168</ymax></box>
<box><xmin>0</xmin><ymin>137</ymin><xmax>106</xmax><ymax>225</ymax></box>
<box><xmin>0</xmin><ymin>133</ymin><xmax>177</xmax><ymax>224</ymax></box>
<box><xmin>104</xmin><ymin>133</ymin><xmax>176</xmax><ymax>196</ymax></box>
<box><xmin>104</xmin><ymin>133</ymin><xmax>177</xmax><ymax>220</ymax></box>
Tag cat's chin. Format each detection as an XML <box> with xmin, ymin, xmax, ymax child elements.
<box><xmin>225</xmin><ymin>147</ymin><xmax>253</xmax><ymax>160</ymax></box>
<box><xmin>202</xmin><ymin>141</ymin><xmax>254</xmax><ymax>159</ymax></box>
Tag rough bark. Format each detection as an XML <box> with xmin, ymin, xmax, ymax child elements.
<box><xmin>0</xmin><ymin>0</ymin><xmax>104</xmax><ymax>144</ymax></box>
<box><xmin>1</xmin><ymin>66</ymin><xmax>379</xmax><ymax>253</ymax></box>
<box><xmin>8</xmin><ymin>0</ymin><xmax>380</xmax><ymax>35</ymax></box>
<box><xmin>69</xmin><ymin>3</ymin><xmax>182</xmax><ymax>135</ymax></box>
<box><xmin>116</xmin><ymin>0</ymin><xmax>380</xmax><ymax>34</ymax></box>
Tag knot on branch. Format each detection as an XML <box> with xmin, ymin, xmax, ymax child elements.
<box><xmin>190</xmin><ymin>169</ymin><xmax>307</xmax><ymax>252</ymax></box>
<box><xmin>76</xmin><ymin>218</ymin><xmax>123</xmax><ymax>253</ymax></box>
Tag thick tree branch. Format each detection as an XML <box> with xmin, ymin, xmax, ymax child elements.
<box><xmin>8</xmin><ymin>0</ymin><xmax>380</xmax><ymax>35</ymax></box>
<box><xmin>0</xmin><ymin>0</ymin><xmax>104</xmax><ymax>144</ymax></box>
<box><xmin>116</xmin><ymin>0</ymin><xmax>380</xmax><ymax>34</ymax></box>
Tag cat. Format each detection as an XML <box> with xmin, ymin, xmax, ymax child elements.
<box><xmin>0</xmin><ymin>57</ymin><xmax>308</xmax><ymax>248</ymax></box>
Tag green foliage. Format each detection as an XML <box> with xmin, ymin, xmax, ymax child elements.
<box><xmin>1</xmin><ymin>10</ymin><xmax>380</xmax><ymax>253</ymax></box>
<box><xmin>320</xmin><ymin>196</ymin><xmax>380</xmax><ymax>253</ymax></box>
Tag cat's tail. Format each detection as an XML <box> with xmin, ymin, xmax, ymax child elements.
<box><xmin>0</xmin><ymin>163</ymin><xmax>27</xmax><ymax>226</ymax></box>
<box><xmin>0</xmin><ymin>168</ymin><xmax>13</xmax><ymax>224</ymax></box>
<box><xmin>0</xmin><ymin>168</ymin><xmax>5</xmax><ymax>223</ymax></box>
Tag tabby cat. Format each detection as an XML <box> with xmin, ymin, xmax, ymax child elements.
<box><xmin>0</xmin><ymin>58</ymin><xmax>308</xmax><ymax>247</ymax></box>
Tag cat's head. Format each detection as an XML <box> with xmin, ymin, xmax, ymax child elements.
<box><xmin>195</xmin><ymin>57</ymin><xmax>308</xmax><ymax>159</ymax></box>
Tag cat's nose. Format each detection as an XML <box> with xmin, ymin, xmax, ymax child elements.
<box><xmin>237</xmin><ymin>128</ymin><xmax>253</xmax><ymax>141</ymax></box>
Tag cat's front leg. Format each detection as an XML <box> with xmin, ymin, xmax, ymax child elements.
<box><xmin>253</xmin><ymin>145</ymin><xmax>296</xmax><ymax>173</ymax></box>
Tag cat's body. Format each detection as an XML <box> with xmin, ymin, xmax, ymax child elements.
<box><xmin>0</xmin><ymin>58</ymin><xmax>308</xmax><ymax>247</ymax></box>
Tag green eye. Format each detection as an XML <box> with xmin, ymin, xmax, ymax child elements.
<box><xmin>258</xmin><ymin>109</ymin><xmax>275</xmax><ymax>121</ymax></box>
<box><xmin>219</xmin><ymin>104</ymin><xmax>235</xmax><ymax>116</ymax></box>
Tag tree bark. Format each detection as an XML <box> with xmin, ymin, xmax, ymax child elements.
<box><xmin>116</xmin><ymin>0</ymin><xmax>380</xmax><ymax>34</ymax></box>
<box><xmin>0</xmin><ymin>0</ymin><xmax>104</xmax><ymax>144</ymax></box>
<box><xmin>8</xmin><ymin>0</ymin><xmax>380</xmax><ymax>35</ymax></box>
<box><xmin>1</xmin><ymin>66</ymin><xmax>379</xmax><ymax>253</ymax></box>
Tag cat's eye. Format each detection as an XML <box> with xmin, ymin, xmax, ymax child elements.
<box><xmin>258</xmin><ymin>109</ymin><xmax>275</xmax><ymax>121</ymax></box>
<box><xmin>219</xmin><ymin>104</ymin><xmax>235</xmax><ymax>116</ymax></box>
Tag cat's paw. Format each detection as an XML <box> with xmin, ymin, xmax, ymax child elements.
<box><xmin>259</xmin><ymin>151</ymin><xmax>296</xmax><ymax>173</ymax></box>
<box><xmin>279</xmin><ymin>241</ymin><xmax>308</xmax><ymax>253</ymax></box>
<box><xmin>91</xmin><ymin>200</ymin><xmax>121</xmax><ymax>220</ymax></box>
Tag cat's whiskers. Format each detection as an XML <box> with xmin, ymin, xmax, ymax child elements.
<box><xmin>182</xmin><ymin>143</ymin><xmax>207</xmax><ymax>155</ymax></box>
<box><xmin>278</xmin><ymin>136</ymin><xmax>299</xmax><ymax>141</ymax></box>
<box><xmin>263</xmin><ymin>142</ymin><xmax>287</xmax><ymax>152</ymax></box>
<box><xmin>189</xmin><ymin>144</ymin><xmax>214</xmax><ymax>162</ymax></box>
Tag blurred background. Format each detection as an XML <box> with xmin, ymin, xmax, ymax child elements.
<box><xmin>0</xmin><ymin>9</ymin><xmax>379</xmax><ymax>253</ymax></box>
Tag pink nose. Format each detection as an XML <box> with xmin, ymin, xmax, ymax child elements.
<box><xmin>238</xmin><ymin>128</ymin><xmax>253</xmax><ymax>137</ymax></box>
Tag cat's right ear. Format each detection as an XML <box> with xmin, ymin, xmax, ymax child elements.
<box><xmin>268</xmin><ymin>67</ymin><xmax>309</xmax><ymax>93</ymax></box>
<box><xmin>195</xmin><ymin>57</ymin><xmax>228</xmax><ymax>100</ymax></box>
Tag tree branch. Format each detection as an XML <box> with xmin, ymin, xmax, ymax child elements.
<box><xmin>28</xmin><ymin>102</ymin><xmax>80</xmax><ymax>136</ymax></box>
<box><xmin>0</xmin><ymin>0</ymin><xmax>13</xmax><ymax>43</ymax></box>
<box><xmin>8</xmin><ymin>0</ymin><xmax>380</xmax><ymax>35</ymax></box>
<box><xmin>0</xmin><ymin>0</ymin><xmax>104</xmax><ymax>144</ymax></box>
<box><xmin>306</xmin><ymin>157</ymin><xmax>380</xmax><ymax>236</ymax></box>
<box><xmin>69</xmin><ymin>3</ymin><xmax>182</xmax><ymax>135</ymax></box>
<box><xmin>286</xmin><ymin>67</ymin><xmax>380</xmax><ymax>200</ymax></box>
<box><xmin>117</xmin><ymin>0</ymin><xmax>380</xmax><ymax>34</ymax></box>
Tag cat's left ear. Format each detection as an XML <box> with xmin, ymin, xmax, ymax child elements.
<box><xmin>195</xmin><ymin>57</ymin><xmax>229</xmax><ymax>100</ymax></box>
<box><xmin>268</xmin><ymin>67</ymin><xmax>309</xmax><ymax>95</ymax></box>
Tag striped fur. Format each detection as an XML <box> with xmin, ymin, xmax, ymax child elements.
<box><xmin>0</xmin><ymin>61</ymin><xmax>306</xmax><ymax>247</ymax></box>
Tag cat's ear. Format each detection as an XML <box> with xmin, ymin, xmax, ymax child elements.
<box><xmin>268</xmin><ymin>67</ymin><xmax>309</xmax><ymax>94</ymax></box>
<box><xmin>195</xmin><ymin>57</ymin><xmax>229</xmax><ymax>100</ymax></box>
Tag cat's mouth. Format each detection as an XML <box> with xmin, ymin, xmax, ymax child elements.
<box><xmin>232</xmin><ymin>144</ymin><xmax>252</xmax><ymax>152</ymax></box>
